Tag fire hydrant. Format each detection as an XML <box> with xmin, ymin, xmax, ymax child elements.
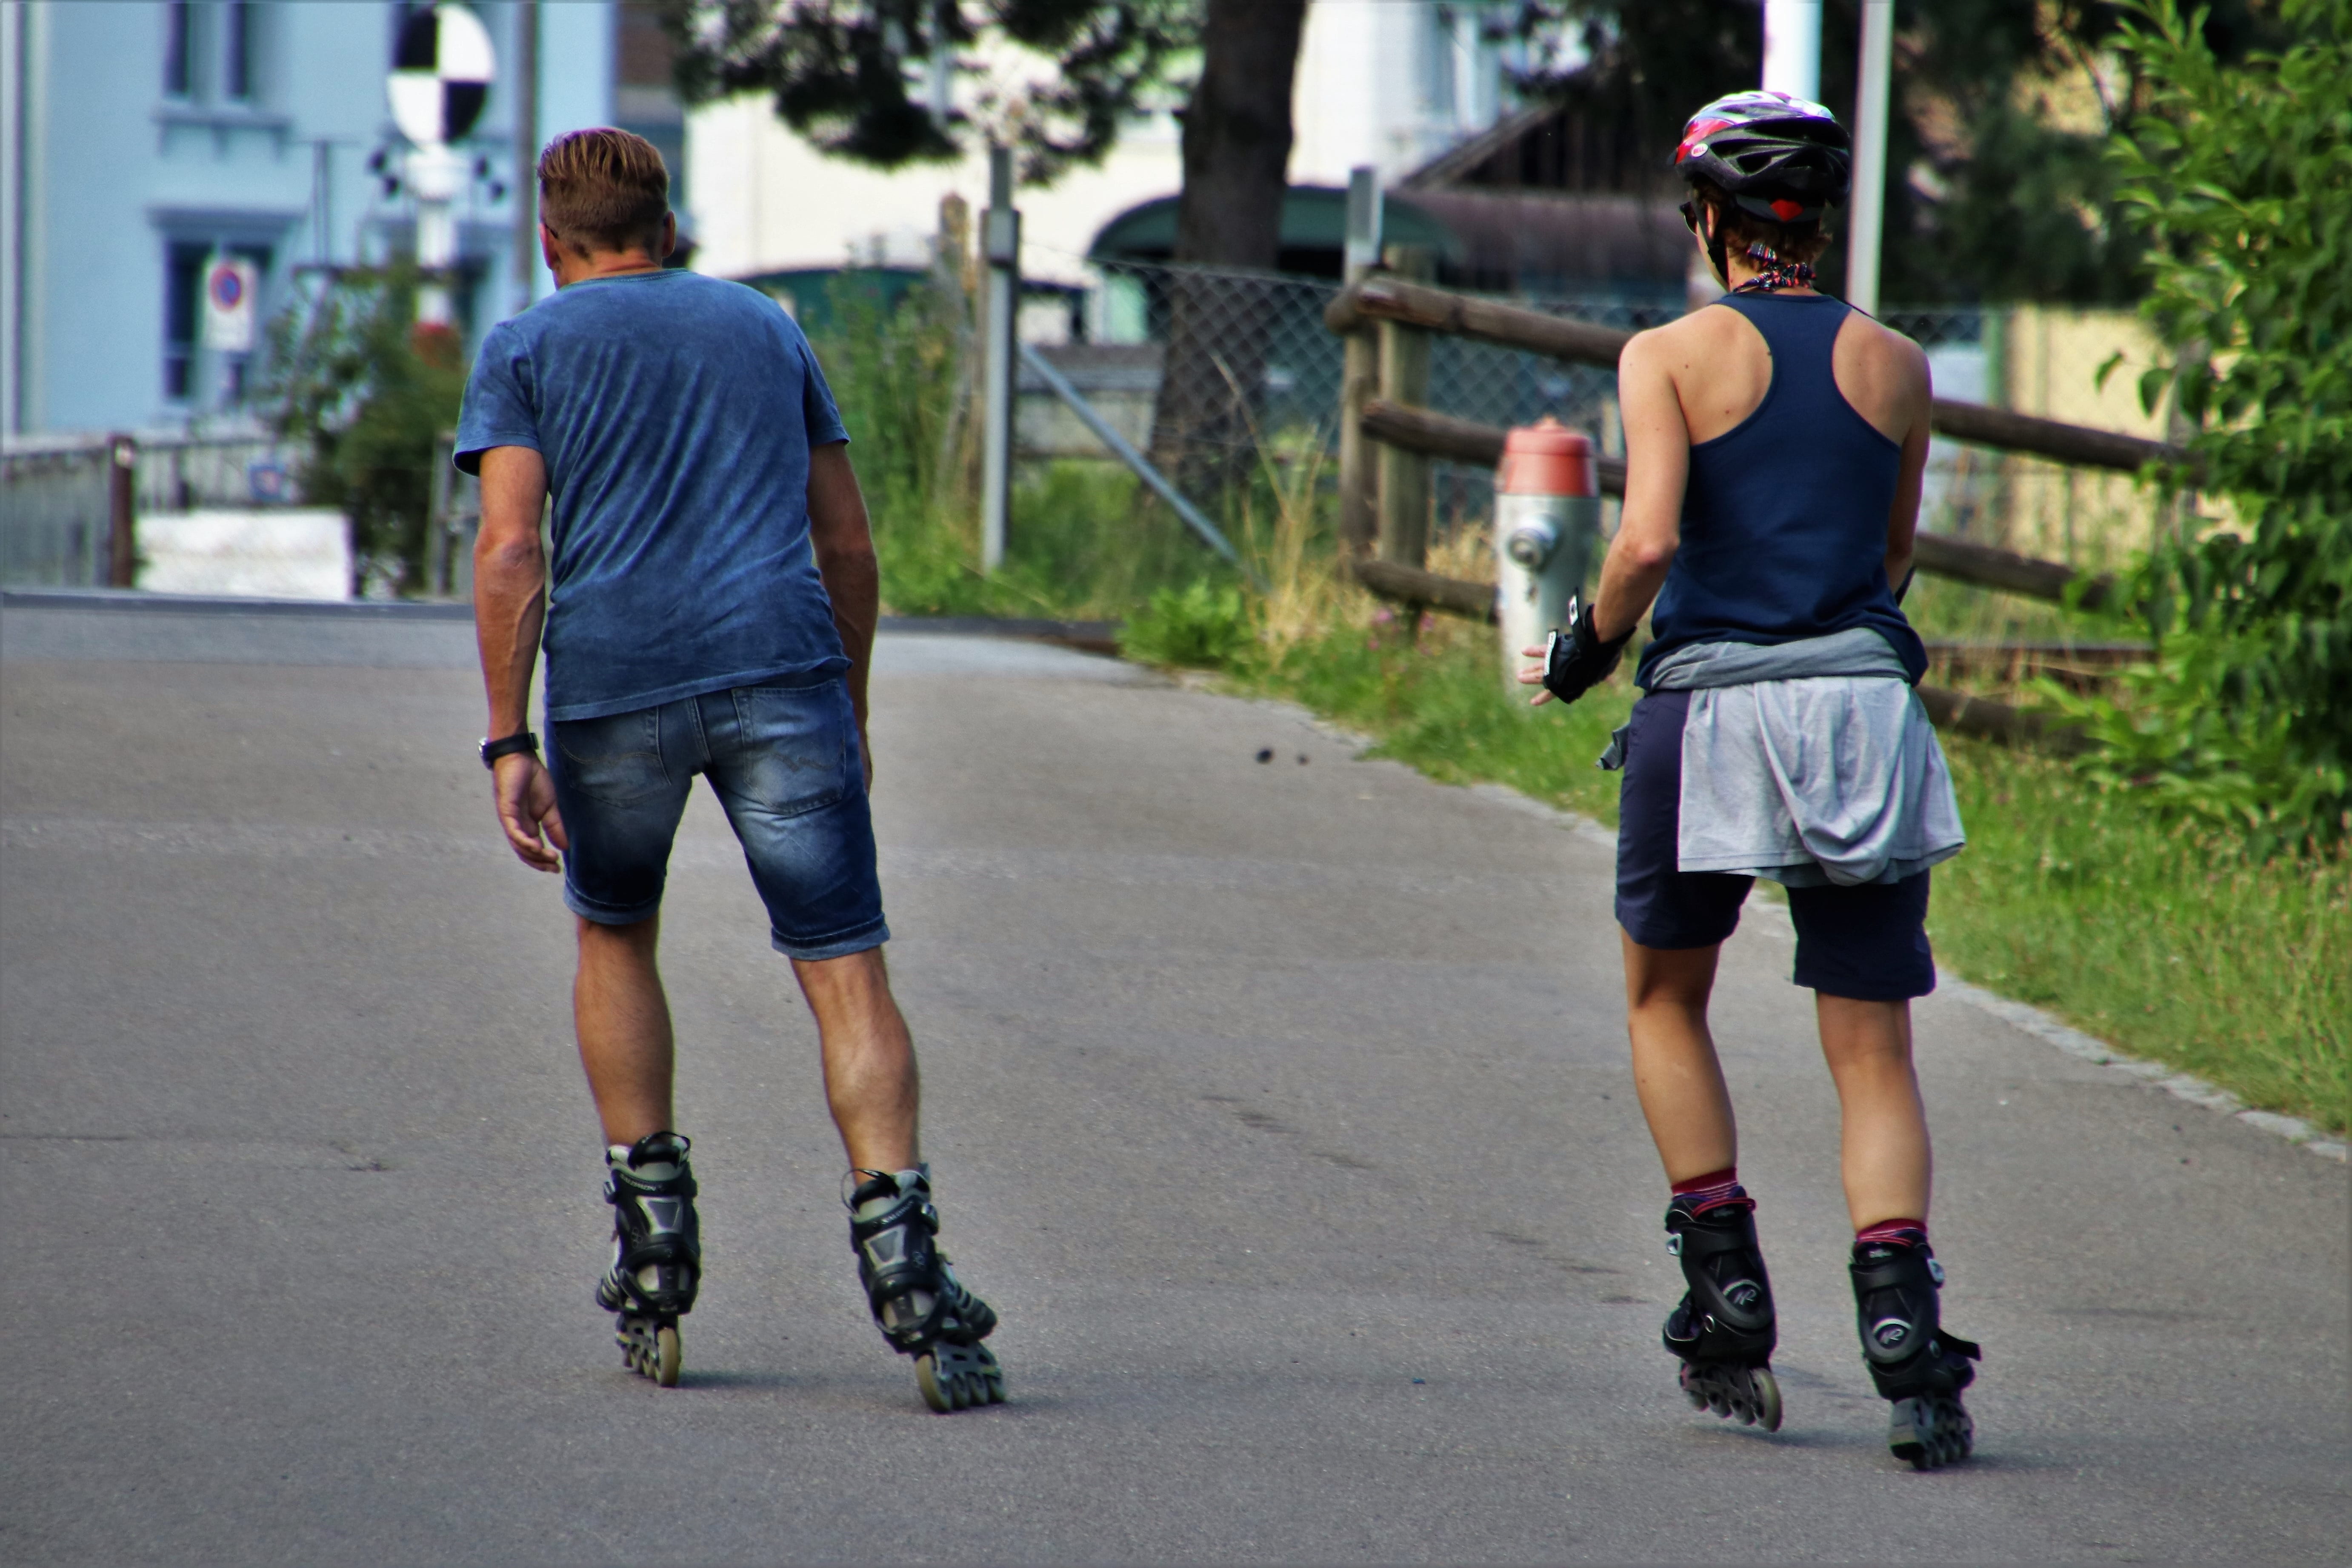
<box><xmin>1492</xmin><ymin>417</ymin><xmax>1600</xmax><ymax>694</ymax></box>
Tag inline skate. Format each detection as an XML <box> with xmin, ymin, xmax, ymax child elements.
<box><xmin>847</xmin><ymin>1165</ymin><xmax>1003</xmax><ymax>1412</ymax></box>
<box><xmin>1851</xmin><ymin>1232</ymin><xmax>1982</xmax><ymax>1469</ymax></box>
<box><xmin>595</xmin><ymin>1131</ymin><xmax>700</xmax><ymax>1388</ymax></box>
<box><xmin>1662</xmin><ymin>1192</ymin><xmax>1782</xmax><ymax>1431</ymax></box>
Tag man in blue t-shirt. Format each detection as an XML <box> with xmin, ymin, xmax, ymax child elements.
<box><xmin>459</xmin><ymin>129</ymin><xmax>1001</xmax><ymax>1411</ymax></box>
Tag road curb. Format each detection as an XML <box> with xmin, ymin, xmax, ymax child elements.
<box><xmin>1451</xmin><ymin>779</ymin><xmax>2347</xmax><ymax>1165</ymax></box>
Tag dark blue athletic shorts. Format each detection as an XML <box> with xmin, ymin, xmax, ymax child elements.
<box><xmin>547</xmin><ymin>678</ymin><xmax>889</xmax><ymax>961</ymax></box>
<box><xmin>1615</xmin><ymin>688</ymin><xmax>1936</xmax><ymax>1001</ymax></box>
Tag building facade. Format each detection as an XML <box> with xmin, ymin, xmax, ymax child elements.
<box><xmin>3</xmin><ymin>0</ymin><xmax>616</xmax><ymax>437</ymax></box>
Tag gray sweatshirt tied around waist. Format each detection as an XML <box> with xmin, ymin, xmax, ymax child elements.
<box><xmin>1603</xmin><ymin>628</ymin><xmax>1966</xmax><ymax>888</ymax></box>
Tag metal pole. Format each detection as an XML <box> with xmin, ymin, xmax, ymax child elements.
<box><xmin>1846</xmin><ymin>0</ymin><xmax>1894</xmax><ymax>315</ymax></box>
<box><xmin>410</xmin><ymin>144</ymin><xmax>463</xmax><ymax>326</ymax></box>
<box><xmin>1761</xmin><ymin>0</ymin><xmax>1821</xmax><ymax>102</ymax></box>
<box><xmin>3</xmin><ymin>0</ymin><xmax>29</xmax><ymax>434</ymax></box>
<box><xmin>1336</xmin><ymin>166</ymin><xmax>1382</xmax><ymax>557</ymax></box>
<box><xmin>979</xmin><ymin>144</ymin><xmax>1018</xmax><ymax>574</ymax></box>
<box><xmin>512</xmin><ymin>0</ymin><xmax>538</xmax><ymax>313</ymax></box>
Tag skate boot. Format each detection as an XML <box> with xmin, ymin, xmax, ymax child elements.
<box><xmin>594</xmin><ymin>1131</ymin><xmax>701</xmax><ymax>1388</ymax></box>
<box><xmin>846</xmin><ymin>1165</ymin><xmax>1004</xmax><ymax>1413</ymax></box>
<box><xmin>1850</xmin><ymin>1233</ymin><xmax>1982</xmax><ymax>1469</ymax></box>
<box><xmin>1662</xmin><ymin>1193</ymin><xmax>1783</xmax><ymax>1431</ymax></box>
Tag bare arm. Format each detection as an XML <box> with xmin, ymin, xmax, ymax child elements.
<box><xmin>1516</xmin><ymin>331</ymin><xmax>1688</xmax><ymax>705</ymax></box>
<box><xmin>472</xmin><ymin>445</ymin><xmax>566</xmax><ymax>872</ymax></box>
<box><xmin>1595</xmin><ymin>330</ymin><xmax>1690</xmax><ymax>643</ymax></box>
<box><xmin>1884</xmin><ymin>347</ymin><xmax>1933</xmax><ymax>592</ymax></box>
<box><xmin>807</xmin><ymin>441</ymin><xmax>879</xmax><ymax>784</ymax></box>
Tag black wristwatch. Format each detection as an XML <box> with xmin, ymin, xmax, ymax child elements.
<box><xmin>479</xmin><ymin>730</ymin><xmax>540</xmax><ymax>769</ymax></box>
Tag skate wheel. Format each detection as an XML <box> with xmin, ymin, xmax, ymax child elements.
<box><xmin>916</xmin><ymin>1341</ymin><xmax>1005</xmax><ymax>1414</ymax></box>
<box><xmin>915</xmin><ymin>1354</ymin><xmax>955</xmax><ymax>1412</ymax></box>
<box><xmin>1890</xmin><ymin>1395</ymin><xmax>1972</xmax><ymax>1470</ymax></box>
<box><xmin>1677</xmin><ymin>1365</ymin><xmax>1709</xmax><ymax>1411</ymax></box>
<box><xmin>1677</xmin><ymin>1363</ymin><xmax>1781</xmax><ymax>1433</ymax></box>
<box><xmin>655</xmin><ymin>1325</ymin><xmax>682</xmax><ymax>1388</ymax></box>
<box><xmin>615</xmin><ymin>1315</ymin><xmax>651</xmax><ymax>1377</ymax></box>
<box><xmin>1749</xmin><ymin>1366</ymin><xmax>1783</xmax><ymax>1433</ymax></box>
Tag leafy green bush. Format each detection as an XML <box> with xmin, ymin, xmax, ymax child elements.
<box><xmin>2082</xmin><ymin>0</ymin><xmax>2352</xmax><ymax>851</ymax></box>
<box><xmin>260</xmin><ymin>265</ymin><xmax>464</xmax><ymax>595</ymax></box>
<box><xmin>1118</xmin><ymin>580</ymin><xmax>1252</xmax><ymax>668</ymax></box>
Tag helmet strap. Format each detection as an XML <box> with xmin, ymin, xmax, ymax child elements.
<box><xmin>1700</xmin><ymin>204</ymin><xmax>1730</xmax><ymax>290</ymax></box>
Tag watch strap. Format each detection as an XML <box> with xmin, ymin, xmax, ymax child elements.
<box><xmin>480</xmin><ymin>731</ymin><xmax>540</xmax><ymax>769</ymax></box>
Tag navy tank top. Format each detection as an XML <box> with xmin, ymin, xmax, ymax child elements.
<box><xmin>1636</xmin><ymin>292</ymin><xmax>1926</xmax><ymax>686</ymax></box>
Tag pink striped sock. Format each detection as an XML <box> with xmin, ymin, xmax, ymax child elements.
<box><xmin>1671</xmin><ymin>1167</ymin><xmax>1747</xmax><ymax>1214</ymax></box>
<box><xmin>1855</xmin><ymin>1217</ymin><xmax>1928</xmax><ymax>1249</ymax></box>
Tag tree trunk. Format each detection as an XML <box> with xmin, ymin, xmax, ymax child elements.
<box><xmin>1148</xmin><ymin>0</ymin><xmax>1307</xmax><ymax>495</ymax></box>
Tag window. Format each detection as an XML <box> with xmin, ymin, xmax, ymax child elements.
<box><xmin>223</xmin><ymin>0</ymin><xmax>253</xmax><ymax>100</ymax></box>
<box><xmin>163</xmin><ymin>0</ymin><xmax>193</xmax><ymax>97</ymax></box>
<box><xmin>163</xmin><ymin>241</ymin><xmax>206</xmax><ymax>400</ymax></box>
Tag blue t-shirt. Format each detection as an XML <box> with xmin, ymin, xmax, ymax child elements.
<box><xmin>455</xmin><ymin>268</ymin><xmax>851</xmax><ymax>721</ymax></box>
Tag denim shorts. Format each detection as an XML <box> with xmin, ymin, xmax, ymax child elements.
<box><xmin>1615</xmin><ymin>688</ymin><xmax>1935</xmax><ymax>1001</ymax></box>
<box><xmin>547</xmin><ymin>679</ymin><xmax>890</xmax><ymax>961</ymax></box>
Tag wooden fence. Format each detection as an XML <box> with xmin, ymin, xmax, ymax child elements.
<box><xmin>1325</xmin><ymin>275</ymin><xmax>2181</xmax><ymax>746</ymax></box>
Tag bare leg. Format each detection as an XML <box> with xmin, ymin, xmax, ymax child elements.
<box><xmin>792</xmin><ymin>946</ymin><xmax>920</xmax><ymax>1174</ymax></box>
<box><xmin>1623</xmin><ymin>934</ymin><xmax>1738</xmax><ymax>1183</ymax></box>
<box><xmin>1816</xmin><ymin>993</ymin><xmax>1932</xmax><ymax>1230</ymax></box>
<box><xmin>574</xmin><ymin>915</ymin><xmax>675</xmax><ymax>1147</ymax></box>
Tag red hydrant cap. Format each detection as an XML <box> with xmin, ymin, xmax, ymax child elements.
<box><xmin>1496</xmin><ymin>417</ymin><xmax>1596</xmax><ymax>497</ymax></box>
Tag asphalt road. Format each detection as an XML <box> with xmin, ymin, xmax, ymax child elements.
<box><xmin>3</xmin><ymin>597</ymin><xmax>2345</xmax><ymax>1565</ymax></box>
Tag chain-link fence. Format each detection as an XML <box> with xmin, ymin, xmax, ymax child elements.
<box><xmin>1031</xmin><ymin>260</ymin><xmax>2169</xmax><ymax>577</ymax></box>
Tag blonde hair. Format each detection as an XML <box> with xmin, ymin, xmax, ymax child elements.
<box><xmin>537</xmin><ymin>128</ymin><xmax>669</xmax><ymax>255</ymax></box>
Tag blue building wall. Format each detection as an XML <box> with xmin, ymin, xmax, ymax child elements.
<box><xmin>5</xmin><ymin>0</ymin><xmax>614</xmax><ymax>437</ymax></box>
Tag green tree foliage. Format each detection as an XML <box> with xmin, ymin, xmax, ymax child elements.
<box><xmin>259</xmin><ymin>267</ymin><xmax>465</xmax><ymax>596</ymax></box>
<box><xmin>656</xmin><ymin>0</ymin><xmax>1196</xmax><ymax>181</ymax></box>
<box><xmin>1499</xmin><ymin>0</ymin><xmax>2287</xmax><ymax>303</ymax></box>
<box><xmin>2053</xmin><ymin>0</ymin><xmax>2350</xmax><ymax>851</ymax></box>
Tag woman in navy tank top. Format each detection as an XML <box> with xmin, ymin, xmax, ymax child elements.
<box><xmin>1519</xmin><ymin>91</ymin><xmax>1984</xmax><ymax>1469</ymax></box>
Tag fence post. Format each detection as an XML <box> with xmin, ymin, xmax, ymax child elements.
<box><xmin>979</xmin><ymin>145</ymin><xmax>1019</xmax><ymax>574</ymax></box>
<box><xmin>1375</xmin><ymin>245</ymin><xmax>1435</xmax><ymax>569</ymax></box>
<box><xmin>1335</xmin><ymin>168</ymin><xmax>1382</xmax><ymax>559</ymax></box>
<box><xmin>106</xmin><ymin>434</ymin><xmax>137</xmax><ymax>588</ymax></box>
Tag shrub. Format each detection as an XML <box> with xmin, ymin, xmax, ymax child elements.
<box><xmin>2081</xmin><ymin>0</ymin><xmax>2352</xmax><ymax>851</ymax></box>
<box><xmin>260</xmin><ymin>265</ymin><xmax>465</xmax><ymax>596</ymax></box>
<box><xmin>1119</xmin><ymin>580</ymin><xmax>1252</xmax><ymax>668</ymax></box>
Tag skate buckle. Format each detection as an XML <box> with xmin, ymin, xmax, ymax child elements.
<box><xmin>1665</xmin><ymin>1233</ymin><xmax>1683</xmax><ymax>1257</ymax></box>
<box><xmin>1927</xmin><ymin>1257</ymin><xmax>1946</xmax><ymax>1285</ymax></box>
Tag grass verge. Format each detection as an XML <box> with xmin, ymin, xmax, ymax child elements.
<box><xmin>1234</xmin><ymin>609</ymin><xmax>2348</xmax><ymax>1136</ymax></box>
<box><xmin>844</xmin><ymin>336</ymin><xmax>2345</xmax><ymax>1134</ymax></box>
